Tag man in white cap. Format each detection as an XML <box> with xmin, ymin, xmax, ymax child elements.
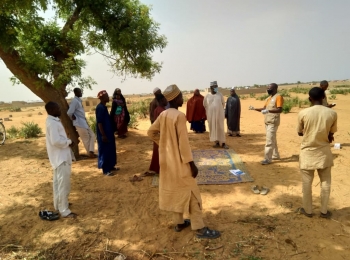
<box><xmin>149</xmin><ymin>87</ymin><xmax>162</xmax><ymax>123</ymax></box>
<box><xmin>204</xmin><ymin>81</ymin><xmax>228</xmax><ymax>149</ymax></box>
<box><xmin>148</xmin><ymin>84</ymin><xmax>221</xmax><ymax>239</ymax></box>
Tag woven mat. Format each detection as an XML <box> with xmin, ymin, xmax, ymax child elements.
<box><xmin>152</xmin><ymin>149</ymin><xmax>253</xmax><ymax>186</ymax></box>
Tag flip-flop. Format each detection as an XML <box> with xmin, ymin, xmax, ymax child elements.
<box><xmin>196</xmin><ymin>227</ymin><xmax>221</xmax><ymax>239</ymax></box>
<box><xmin>260</xmin><ymin>186</ymin><xmax>270</xmax><ymax>195</ymax></box>
<box><xmin>39</xmin><ymin>210</ymin><xmax>60</xmax><ymax>221</ymax></box>
<box><xmin>129</xmin><ymin>175</ymin><xmax>143</xmax><ymax>182</ymax></box>
<box><xmin>63</xmin><ymin>212</ymin><xmax>78</xmax><ymax>219</ymax></box>
<box><xmin>222</xmin><ymin>144</ymin><xmax>229</xmax><ymax>149</ymax></box>
<box><xmin>251</xmin><ymin>185</ymin><xmax>260</xmax><ymax>194</ymax></box>
<box><xmin>295</xmin><ymin>207</ymin><xmax>313</xmax><ymax>218</ymax></box>
<box><xmin>174</xmin><ymin>219</ymin><xmax>191</xmax><ymax>232</ymax></box>
<box><xmin>141</xmin><ymin>171</ymin><xmax>156</xmax><ymax>177</ymax></box>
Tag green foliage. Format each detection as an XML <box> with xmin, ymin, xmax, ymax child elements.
<box><xmin>87</xmin><ymin>116</ymin><xmax>96</xmax><ymax>135</ymax></box>
<box><xmin>256</xmin><ymin>94</ymin><xmax>270</xmax><ymax>101</ymax></box>
<box><xmin>249</xmin><ymin>93</ymin><xmax>256</xmax><ymax>98</ymax></box>
<box><xmin>7</xmin><ymin>125</ymin><xmax>20</xmax><ymax>139</ymax></box>
<box><xmin>330</xmin><ymin>88</ymin><xmax>350</xmax><ymax>95</ymax></box>
<box><xmin>329</xmin><ymin>94</ymin><xmax>337</xmax><ymax>100</ymax></box>
<box><xmin>9</xmin><ymin>107</ymin><xmax>21</xmax><ymax>112</ymax></box>
<box><xmin>1</xmin><ymin>0</ymin><xmax>167</xmax><ymax>91</ymax></box>
<box><xmin>289</xmin><ymin>87</ymin><xmax>311</xmax><ymax>94</ymax></box>
<box><xmin>19</xmin><ymin>121</ymin><xmax>42</xmax><ymax>138</ymax></box>
<box><xmin>129</xmin><ymin>99</ymin><xmax>149</xmax><ymax>119</ymax></box>
<box><xmin>279</xmin><ymin>89</ymin><xmax>290</xmax><ymax>97</ymax></box>
<box><xmin>128</xmin><ymin>113</ymin><xmax>139</xmax><ymax>129</ymax></box>
<box><xmin>8</xmin><ymin>122</ymin><xmax>43</xmax><ymax>139</ymax></box>
<box><xmin>239</xmin><ymin>95</ymin><xmax>248</xmax><ymax>100</ymax></box>
<box><xmin>334</xmin><ymin>85</ymin><xmax>350</xmax><ymax>88</ymax></box>
<box><xmin>282</xmin><ymin>100</ymin><xmax>293</xmax><ymax>113</ymax></box>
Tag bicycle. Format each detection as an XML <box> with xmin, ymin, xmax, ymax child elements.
<box><xmin>0</xmin><ymin>118</ymin><xmax>6</xmax><ymax>145</ymax></box>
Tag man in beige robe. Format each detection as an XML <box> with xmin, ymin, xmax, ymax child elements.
<box><xmin>203</xmin><ymin>81</ymin><xmax>228</xmax><ymax>149</ymax></box>
<box><xmin>148</xmin><ymin>84</ymin><xmax>220</xmax><ymax>239</ymax></box>
<box><xmin>296</xmin><ymin>87</ymin><xmax>337</xmax><ymax>219</ymax></box>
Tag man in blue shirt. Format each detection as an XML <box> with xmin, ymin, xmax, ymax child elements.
<box><xmin>67</xmin><ymin>88</ymin><xmax>96</xmax><ymax>158</ymax></box>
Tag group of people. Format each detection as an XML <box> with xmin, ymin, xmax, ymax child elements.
<box><xmin>44</xmin><ymin>79</ymin><xmax>337</xmax><ymax>235</ymax></box>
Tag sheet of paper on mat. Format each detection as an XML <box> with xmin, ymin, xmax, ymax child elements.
<box><xmin>230</xmin><ymin>169</ymin><xmax>245</xmax><ymax>176</ymax></box>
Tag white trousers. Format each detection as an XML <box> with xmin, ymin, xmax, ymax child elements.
<box><xmin>76</xmin><ymin>126</ymin><xmax>95</xmax><ymax>154</ymax></box>
<box><xmin>53</xmin><ymin>162</ymin><xmax>71</xmax><ymax>217</ymax></box>
<box><xmin>264</xmin><ymin>124</ymin><xmax>280</xmax><ymax>161</ymax></box>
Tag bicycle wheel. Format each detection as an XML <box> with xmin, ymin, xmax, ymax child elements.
<box><xmin>0</xmin><ymin>122</ymin><xmax>5</xmax><ymax>145</ymax></box>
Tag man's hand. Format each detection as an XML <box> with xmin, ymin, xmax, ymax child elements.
<box><xmin>328</xmin><ymin>133</ymin><xmax>334</xmax><ymax>143</ymax></box>
<box><xmin>102</xmin><ymin>135</ymin><xmax>108</xmax><ymax>143</ymax></box>
<box><xmin>69</xmin><ymin>141</ymin><xmax>75</xmax><ymax>147</ymax></box>
<box><xmin>72</xmin><ymin>114</ymin><xmax>76</xmax><ymax>120</ymax></box>
<box><xmin>189</xmin><ymin>161</ymin><xmax>198</xmax><ymax>178</ymax></box>
<box><xmin>261</xmin><ymin>109</ymin><xmax>269</xmax><ymax>114</ymax></box>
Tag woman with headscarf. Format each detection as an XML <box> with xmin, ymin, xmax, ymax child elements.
<box><xmin>110</xmin><ymin>88</ymin><xmax>130</xmax><ymax>139</ymax></box>
<box><xmin>186</xmin><ymin>89</ymin><xmax>206</xmax><ymax>133</ymax></box>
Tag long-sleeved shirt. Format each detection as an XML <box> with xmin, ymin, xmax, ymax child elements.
<box><xmin>67</xmin><ymin>96</ymin><xmax>89</xmax><ymax>129</ymax></box>
<box><xmin>46</xmin><ymin>115</ymin><xmax>72</xmax><ymax>169</ymax></box>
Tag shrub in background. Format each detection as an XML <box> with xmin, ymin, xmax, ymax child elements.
<box><xmin>87</xmin><ymin>116</ymin><xmax>97</xmax><ymax>135</ymax></box>
<box><xmin>19</xmin><ymin>122</ymin><xmax>42</xmax><ymax>138</ymax></box>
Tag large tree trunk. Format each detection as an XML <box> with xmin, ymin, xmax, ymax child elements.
<box><xmin>0</xmin><ymin>48</ymin><xmax>80</xmax><ymax>157</ymax></box>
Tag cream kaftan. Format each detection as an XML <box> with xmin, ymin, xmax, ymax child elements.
<box><xmin>203</xmin><ymin>92</ymin><xmax>226</xmax><ymax>143</ymax></box>
<box><xmin>147</xmin><ymin>108</ymin><xmax>202</xmax><ymax>214</ymax></box>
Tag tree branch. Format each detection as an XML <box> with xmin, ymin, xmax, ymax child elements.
<box><xmin>61</xmin><ymin>4</ymin><xmax>82</xmax><ymax>35</ymax></box>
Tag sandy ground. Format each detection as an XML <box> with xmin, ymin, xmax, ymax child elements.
<box><xmin>0</xmin><ymin>93</ymin><xmax>350</xmax><ymax>260</ymax></box>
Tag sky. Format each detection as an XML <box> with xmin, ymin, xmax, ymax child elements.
<box><xmin>1</xmin><ymin>0</ymin><xmax>350</xmax><ymax>102</ymax></box>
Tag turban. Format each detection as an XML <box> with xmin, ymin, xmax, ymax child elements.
<box><xmin>163</xmin><ymin>84</ymin><xmax>181</xmax><ymax>102</ymax></box>
<box><xmin>210</xmin><ymin>81</ymin><xmax>218</xmax><ymax>87</ymax></box>
<box><xmin>153</xmin><ymin>87</ymin><xmax>161</xmax><ymax>94</ymax></box>
<box><xmin>231</xmin><ymin>86</ymin><xmax>236</xmax><ymax>90</ymax></box>
<box><xmin>97</xmin><ymin>90</ymin><xmax>107</xmax><ymax>98</ymax></box>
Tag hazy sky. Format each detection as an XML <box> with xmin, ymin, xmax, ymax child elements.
<box><xmin>1</xmin><ymin>0</ymin><xmax>349</xmax><ymax>102</ymax></box>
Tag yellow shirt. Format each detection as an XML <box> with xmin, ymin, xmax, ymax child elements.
<box><xmin>297</xmin><ymin>105</ymin><xmax>337</xmax><ymax>170</ymax></box>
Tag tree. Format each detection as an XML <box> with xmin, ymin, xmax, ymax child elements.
<box><xmin>0</xmin><ymin>0</ymin><xmax>167</xmax><ymax>156</ymax></box>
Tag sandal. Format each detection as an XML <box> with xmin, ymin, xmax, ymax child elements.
<box><xmin>129</xmin><ymin>175</ymin><xmax>143</xmax><ymax>182</ymax></box>
<box><xmin>63</xmin><ymin>212</ymin><xmax>78</xmax><ymax>219</ymax></box>
<box><xmin>142</xmin><ymin>171</ymin><xmax>156</xmax><ymax>177</ymax></box>
<box><xmin>260</xmin><ymin>186</ymin><xmax>270</xmax><ymax>195</ymax></box>
<box><xmin>222</xmin><ymin>144</ymin><xmax>229</xmax><ymax>149</ymax></box>
<box><xmin>251</xmin><ymin>185</ymin><xmax>260</xmax><ymax>194</ymax></box>
<box><xmin>196</xmin><ymin>227</ymin><xmax>221</xmax><ymax>239</ymax></box>
<box><xmin>174</xmin><ymin>219</ymin><xmax>191</xmax><ymax>232</ymax></box>
<box><xmin>213</xmin><ymin>142</ymin><xmax>220</xmax><ymax>148</ymax></box>
<box><xmin>295</xmin><ymin>207</ymin><xmax>313</xmax><ymax>218</ymax></box>
<box><xmin>320</xmin><ymin>211</ymin><xmax>332</xmax><ymax>219</ymax></box>
<box><xmin>39</xmin><ymin>210</ymin><xmax>60</xmax><ymax>221</ymax></box>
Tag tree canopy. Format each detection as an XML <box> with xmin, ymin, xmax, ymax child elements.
<box><xmin>0</xmin><ymin>0</ymin><xmax>167</xmax><ymax>156</ymax></box>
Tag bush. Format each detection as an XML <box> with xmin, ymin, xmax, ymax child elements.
<box><xmin>334</xmin><ymin>85</ymin><xmax>350</xmax><ymax>88</ymax></box>
<box><xmin>256</xmin><ymin>94</ymin><xmax>270</xmax><ymax>101</ymax></box>
<box><xmin>329</xmin><ymin>88</ymin><xmax>350</xmax><ymax>95</ymax></box>
<box><xmin>27</xmin><ymin>113</ymin><xmax>32</xmax><ymax>117</ymax></box>
<box><xmin>289</xmin><ymin>87</ymin><xmax>311</xmax><ymax>94</ymax></box>
<box><xmin>9</xmin><ymin>107</ymin><xmax>21</xmax><ymax>112</ymax></box>
<box><xmin>329</xmin><ymin>94</ymin><xmax>337</xmax><ymax>100</ymax></box>
<box><xmin>282</xmin><ymin>100</ymin><xmax>294</xmax><ymax>113</ymax></box>
<box><xmin>279</xmin><ymin>89</ymin><xmax>290</xmax><ymax>97</ymax></box>
<box><xmin>239</xmin><ymin>95</ymin><xmax>248</xmax><ymax>100</ymax></box>
<box><xmin>249</xmin><ymin>93</ymin><xmax>256</xmax><ymax>98</ymax></box>
<box><xmin>87</xmin><ymin>116</ymin><xmax>97</xmax><ymax>135</ymax></box>
<box><xmin>19</xmin><ymin>121</ymin><xmax>42</xmax><ymax>138</ymax></box>
<box><xmin>7</xmin><ymin>125</ymin><xmax>20</xmax><ymax>139</ymax></box>
<box><xmin>128</xmin><ymin>113</ymin><xmax>139</xmax><ymax>129</ymax></box>
<box><xmin>129</xmin><ymin>99</ymin><xmax>149</xmax><ymax>119</ymax></box>
<box><xmin>298</xmin><ymin>98</ymin><xmax>310</xmax><ymax>108</ymax></box>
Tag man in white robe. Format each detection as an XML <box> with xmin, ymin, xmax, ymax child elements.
<box><xmin>148</xmin><ymin>84</ymin><xmax>221</xmax><ymax>239</ymax></box>
<box><xmin>203</xmin><ymin>81</ymin><xmax>228</xmax><ymax>149</ymax></box>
